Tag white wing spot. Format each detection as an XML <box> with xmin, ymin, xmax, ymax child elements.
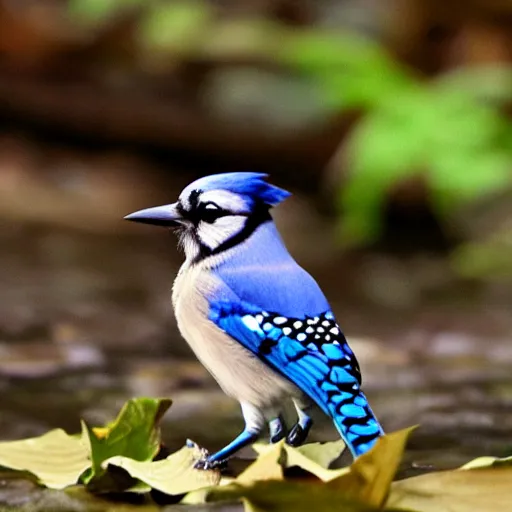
<box><xmin>306</xmin><ymin>326</ymin><xmax>314</xmax><ymax>334</ymax></box>
<box><xmin>282</xmin><ymin>327</ymin><xmax>292</xmax><ymax>336</ymax></box>
<box><xmin>330</xmin><ymin>327</ymin><xmax>339</xmax><ymax>335</ymax></box>
<box><xmin>274</xmin><ymin>317</ymin><xmax>287</xmax><ymax>325</ymax></box>
<box><xmin>322</xmin><ymin>320</ymin><xmax>330</xmax><ymax>326</ymax></box>
<box><xmin>317</xmin><ymin>327</ymin><xmax>325</xmax><ymax>333</ymax></box>
<box><xmin>325</xmin><ymin>335</ymin><xmax>331</xmax><ymax>341</ymax></box>
<box><xmin>293</xmin><ymin>321</ymin><xmax>303</xmax><ymax>329</ymax></box>
<box><xmin>242</xmin><ymin>315</ymin><xmax>261</xmax><ymax>332</ymax></box>
<box><xmin>255</xmin><ymin>315</ymin><xmax>264</xmax><ymax>324</ymax></box>
<box><xmin>333</xmin><ymin>340</ymin><xmax>340</xmax><ymax>346</ymax></box>
<box><xmin>297</xmin><ymin>333</ymin><xmax>307</xmax><ymax>342</ymax></box>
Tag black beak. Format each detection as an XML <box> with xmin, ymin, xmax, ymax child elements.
<box><xmin>124</xmin><ymin>202</ymin><xmax>183</xmax><ymax>227</ymax></box>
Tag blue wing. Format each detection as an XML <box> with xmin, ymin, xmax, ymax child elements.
<box><xmin>209</xmin><ymin>299</ymin><xmax>383</xmax><ymax>457</ymax></box>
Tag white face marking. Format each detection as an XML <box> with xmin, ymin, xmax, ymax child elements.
<box><xmin>195</xmin><ymin>215</ymin><xmax>246</xmax><ymax>250</ymax></box>
<box><xmin>198</xmin><ymin>190</ymin><xmax>248</xmax><ymax>212</ymax></box>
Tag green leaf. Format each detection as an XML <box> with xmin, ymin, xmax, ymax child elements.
<box><xmin>139</xmin><ymin>1</ymin><xmax>212</xmax><ymax>53</ymax></box>
<box><xmin>68</xmin><ymin>0</ymin><xmax>144</xmax><ymax>25</ymax></box>
<box><xmin>387</xmin><ymin>467</ymin><xmax>512</xmax><ymax>511</ymax></box>
<box><xmin>429</xmin><ymin>150</ymin><xmax>511</xmax><ymax>213</ymax></box>
<box><xmin>105</xmin><ymin>445</ymin><xmax>220</xmax><ymax>495</ymax></box>
<box><xmin>280</xmin><ymin>30</ymin><xmax>398</xmax><ymax>76</ymax></box>
<box><xmin>82</xmin><ymin>397</ymin><xmax>171</xmax><ymax>485</ymax></box>
<box><xmin>435</xmin><ymin>66</ymin><xmax>512</xmax><ymax>105</ymax></box>
<box><xmin>340</xmin><ymin>100</ymin><xmax>425</xmax><ymax>245</ymax></box>
<box><xmin>279</xmin><ymin>30</ymin><xmax>414</xmax><ymax>110</ymax></box>
<box><xmin>0</xmin><ymin>429</ymin><xmax>90</xmax><ymax>489</ymax></box>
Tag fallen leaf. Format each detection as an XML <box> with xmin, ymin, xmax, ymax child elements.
<box><xmin>250</xmin><ymin>439</ymin><xmax>347</xmax><ymax>482</ymax></box>
<box><xmin>105</xmin><ymin>444</ymin><xmax>220</xmax><ymax>495</ymax></box>
<box><xmin>208</xmin><ymin>479</ymin><xmax>401</xmax><ymax>512</ymax></box>
<box><xmin>237</xmin><ymin>441</ymin><xmax>284</xmax><ymax>484</ymax></box>
<box><xmin>182</xmin><ymin>476</ymin><xmax>234</xmax><ymax>505</ymax></box>
<box><xmin>328</xmin><ymin>426</ymin><xmax>416</xmax><ymax>507</ymax></box>
<box><xmin>460</xmin><ymin>455</ymin><xmax>512</xmax><ymax>470</ymax></box>
<box><xmin>291</xmin><ymin>440</ymin><xmax>346</xmax><ymax>469</ymax></box>
<box><xmin>284</xmin><ymin>440</ymin><xmax>347</xmax><ymax>481</ymax></box>
<box><xmin>82</xmin><ymin>397</ymin><xmax>171</xmax><ymax>485</ymax></box>
<box><xmin>208</xmin><ymin>428</ymin><xmax>414</xmax><ymax>512</ymax></box>
<box><xmin>387</xmin><ymin>467</ymin><xmax>512</xmax><ymax>512</ymax></box>
<box><xmin>0</xmin><ymin>429</ymin><xmax>89</xmax><ymax>489</ymax></box>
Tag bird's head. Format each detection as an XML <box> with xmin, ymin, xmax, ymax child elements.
<box><xmin>124</xmin><ymin>172</ymin><xmax>290</xmax><ymax>262</ymax></box>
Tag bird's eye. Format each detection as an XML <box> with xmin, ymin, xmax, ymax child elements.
<box><xmin>198</xmin><ymin>202</ymin><xmax>225</xmax><ymax>223</ymax></box>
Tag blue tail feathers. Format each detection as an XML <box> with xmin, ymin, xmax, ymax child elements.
<box><xmin>328</xmin><ymin>389</ymin><xmax>383</xmax><ymax>456</ymax></box>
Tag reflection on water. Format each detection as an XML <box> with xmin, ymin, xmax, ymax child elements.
<box><xmin>0</xmin><ymin>225</ymin><xmax>511</xmax><ymax>474</ymax></box>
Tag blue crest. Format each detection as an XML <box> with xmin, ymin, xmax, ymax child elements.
<box><xmin>182</xmin><ymin>172</ymin><xmax>291</xmax><ymax>207</ymax></box>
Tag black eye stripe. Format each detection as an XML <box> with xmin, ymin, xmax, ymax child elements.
<box><xmin>188</xmin><ymin>190</ymin><xmax>201</xmax><ymax>209</ymax></box>
<box><xmin>198</xmin><ymin>205</ymin><xmax>230</xmax><ymax>223</ymax></box>
<box><xmin>181</xmin><ymin>194</ymin><xmax>252</xmax><ymax>225</ymax></box>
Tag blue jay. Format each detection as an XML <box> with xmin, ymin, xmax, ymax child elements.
<box><xmin>125</xmin><ymin>172</ymin><xmax>383</xmax><ymax>469</ymax></box>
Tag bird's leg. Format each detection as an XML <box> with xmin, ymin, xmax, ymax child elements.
<box><xmin>268</xmin><ymin>413</ymin><xmax>287</xmax><ymax>443</ymax></box>
<box><xmin>194</xmin><ymin>402</ymin><xmax>264</xmax><ymax>470</ymax></box>
<box><xmin>286</xmin><ymin>398</ymin><xmax>313</xmax><ymax>447</ymax></box>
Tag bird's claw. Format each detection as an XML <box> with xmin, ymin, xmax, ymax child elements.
<box><xmin>270</xmin><ymin>430</ymin><xmax>286</xmax><ymax>443</ymax></box>
<box><xmin>194</xmin><ymin>457</ymin><xmax>227</xmax><ymax>471</ymax></box>
<box><xmin>285</xmin><ymin>423</ymin><xmax>311</xmax><ymax>447</ymax></box>
<box><xmin>187</xmin><ymin>439</ymin><xmax>226</xmax><ymax>471</ymax></box>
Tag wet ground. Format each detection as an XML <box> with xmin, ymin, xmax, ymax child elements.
<box><xmin>0</xmin><ymin>221</ymin><xmax>511</xmax><ymax>508</ymax></box>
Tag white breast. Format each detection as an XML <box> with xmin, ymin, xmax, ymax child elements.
<box><xmin>172</xmin><ymin>263</ymin><xmax>298</xmax><ymax>409</ymax></box>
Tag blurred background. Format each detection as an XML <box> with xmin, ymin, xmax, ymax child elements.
<box><xmin>0</xmin><ymin>0</ymin><xmax>511</xmax><ymax>472</ymax></box>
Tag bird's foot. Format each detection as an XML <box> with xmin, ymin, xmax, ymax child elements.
<box><xmin>187</xmin><ymin>439</ymin><xmax>228</xmax><ymax>471</ymax></box>
<box><xmin>270</xmin><ymin>430</ymin><xmax>286</xmax><ymax>443</ymax></box>
<box><xmin>285</xmin><ymin>421</ymin><xmax>312</xmax><ymax>447</ymax></box>
<box><xmin>269</xmin><ymin>415</ymin><xmax>287</xmax><ymax>444</ymax></box>
<box><xmin>193</xmin><ymin>457</ymin><xmax>228</xmax><ymax>471</ymax></box>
